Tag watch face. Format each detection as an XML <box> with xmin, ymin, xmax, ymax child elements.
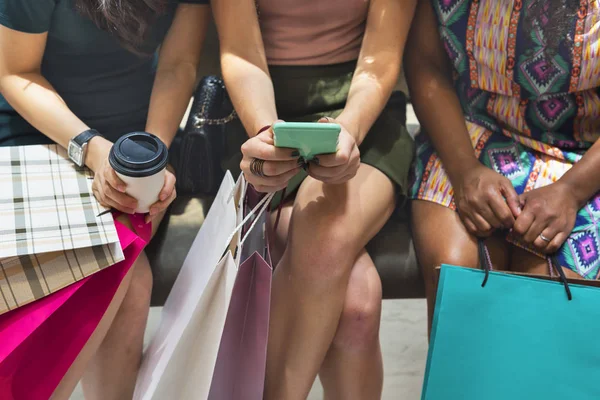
<box><xmin>68</xmin><ymin>141</ymin><xmax>84</xmax><ymax>166</ymax></box>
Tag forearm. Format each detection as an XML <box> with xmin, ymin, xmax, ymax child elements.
<box><xmin>0</xmin><ymin>73</ymin><xmax>87</xmax><ymax>147</ymax></box>
<box><xmin>336</xmin><ymin>67</ymin><xmax>398</xmax><ymax>145</ymax></box>
<box><xmin>221</xmin><ymin>54</ymin><xmax>277</xmax><ymax>137</ymax></box>
<box><xmin>0</xmin><ymin>73</ymin><xmax>110</xmax><ymax>171</ymax></box>
<box><xmin>559</xmin><ymin>141</ymin><xmax>600</xmax><ymax>208</ymax></box>
<box><xmin>145</xmin><ymin>62</ymin><xmax>198</xmax><ymax>147</ymax></box>
<box><xmin>405</xmin><ymin>62</ymin><xmax>479</xmax><ymax>182</ymax></box>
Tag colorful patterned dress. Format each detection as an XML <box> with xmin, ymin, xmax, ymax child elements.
<box><xmin>410</xmin><ymin>0</ymin><xmax>600</xmax><ymax>279</ymax></box>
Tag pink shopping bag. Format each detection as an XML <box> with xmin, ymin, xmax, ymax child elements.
<box><xmin>0</xmin><ymin>213</ymin><xmax>150</xmax><ymax>400</ymax></box>
<box><xmin>207</xmin><ymin>184</ymin><xmax>273</xmax><ymax>400</ymax></box>
<box><xmin>207</xmin><ymin>252</ymin><xmax>273</xmax><ymax>400</ymax></box>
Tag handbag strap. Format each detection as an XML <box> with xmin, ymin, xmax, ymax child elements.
<box><xmin>477</xmin><ymin>240</ymin><xmax>572</xmax><ymax>300</ymax></box>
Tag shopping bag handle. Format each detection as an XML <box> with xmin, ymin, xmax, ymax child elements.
<box><xmin>478</xmin><ymin>241</ymin><xmax>572</xmax><ymax>301</ymax></box>
<box><xmin>225</xmin><ymin>189</ymin><xmax>275</xmax><ymax>250</ymax></box>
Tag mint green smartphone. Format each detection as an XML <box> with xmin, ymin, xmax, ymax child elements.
<box><xmin>273</xmin><ymin>122</ymin><xmax>340</xmax><ymax>160</ymax></box>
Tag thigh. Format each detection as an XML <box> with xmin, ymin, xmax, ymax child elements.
<box><xmin>411</xmin><ymin>200</ymin><xmax>511</xmax><ymax>278</ymax></box>
<box><xmin>288</xmin><ymin>163</ymin><xmax>396</xmax><ymax>254</ymax></box>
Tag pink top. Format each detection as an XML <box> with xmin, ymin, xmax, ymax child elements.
<box><xmin>257</xmin><ymin>0</ymin><xmax>369</xmax><ymax>66</ymax></box>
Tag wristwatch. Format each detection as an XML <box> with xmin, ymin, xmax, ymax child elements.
<box><xmin>68</xmin><ymin>129</ymin><xmax>101</xmax><ymax>167</ymax></box>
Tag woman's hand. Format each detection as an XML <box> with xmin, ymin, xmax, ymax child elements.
<box><xmin>91</xmin><ymin>150</ymin><xmax>177</xmax><ymax>221</ymax></box>
<box><xmin>307</xmin><ymin>117</ymin><xmax>361</xmax><ymax>185</ymax></box>
<box><xmin>146</xmin><ymin>169</ymin><xmax>177</xmax><ymax>223</ymax></box>
<box><xmin>453</xmin><ymin>163</ymin><xmax>521</xmax><ymax>237</ymax></box>
<box><xmin>513</xmin><ymin>182</ymin><xmax>579</xmax><ymax>253</ymax></box>
<box><xmin>240</xmin><ymin>125</ymin><xmax>302</xmax><ymax>193</ymax></box>
<box><xmin>91</xmin><ymin>154</ymin><xmax>138</xmax><ymax>215</ymax></box>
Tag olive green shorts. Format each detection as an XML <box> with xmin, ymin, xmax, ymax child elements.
<box><xmin>222</xmin><ymin>61</ymin><xmax>414</xmax><ymax>207</ymax></box>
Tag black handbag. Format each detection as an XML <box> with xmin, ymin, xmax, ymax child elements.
<box><xmin>169</xmin><ymin>76</ymin><xmax>241</xmax><ymax>196</ymax></box>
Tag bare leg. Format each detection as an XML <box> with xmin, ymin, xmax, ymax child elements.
<box><xmin>411</xmin><ymin>200</ymin><xmax>511</xmax><ymax>336</ymax></box>
<box><xmin>319</xmin><ymin>250</ymin><xmax>383</xmax><ymax>400</ymax></box>
<box><xmin>264</xmin><ymin>164</ymin><xmax>395</xmax><ymax>400</ymax></box>
<box><xmin>79</xmin><ymin>251</ymin><xmax>153</xmax><ymax>400</ymax></box>
<box><xmin>271</xmin><ymin>206</ymin><xmax>384</xmax><ymax>399</ymax></box>
<box><xmin>51</xmin><ymin>213</ymin><xmax>162</xmax><ymax>399</ymax></box>
<box><xmin>50</xmin><ymin>261</ymin><xmax>136</xmax><ymax>400</ymax></box>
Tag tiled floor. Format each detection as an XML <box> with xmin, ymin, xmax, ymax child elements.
<box><xmin>71</xmin><ymin>300</ymin><xmax>428</xmax><ymax>400</ymax></box>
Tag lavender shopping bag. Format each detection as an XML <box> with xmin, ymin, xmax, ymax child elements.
<box><xmin>207</xmin><ymin>187</ymin><xmax>273</xmax><ymax>400</ymax></box>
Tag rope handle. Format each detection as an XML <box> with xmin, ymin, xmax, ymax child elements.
<box><xmin>477</xmin><ymin>241</ymin><xmax>572</xmax><ymax>300</ymax></box>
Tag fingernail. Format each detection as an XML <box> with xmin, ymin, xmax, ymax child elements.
<box><xmin>160</xmin><ymin>193</ymin><xmax>168</xmax><ymax>201</ymax></box>
<box><xmin>150</xmin><ymin>208</ymin><xmax>157</xmax><ymax>216</ymax></box>
<box><xmin>118</xmin><ymin>185</ymin><xmax>126</xmax><ymax>193</ymax></box>
<box><xmin>291</xmin><ymin>150</ymin><xmax>300</xmax><ymax>157</ymax></box>
<box><xmin>517</xmin><ymin>206</ymin><xmax>522</xmax><ymax>214</ymax></box>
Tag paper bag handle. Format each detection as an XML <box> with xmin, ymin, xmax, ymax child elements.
<box><xmin>477</xmin><ymin>241</ymin><xmax>572</xmax><ymax>301</ymax></box>
<box><xmin>225</xmin><ymin>189</ymin><xmax>275</xmax><ymax>250</ymax></box>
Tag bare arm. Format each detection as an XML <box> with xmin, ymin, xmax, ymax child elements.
<box><xmin>559</xmin><ymin>144</ymin><xmax>600</xmax><ymax>207</ymax></box>
<box><xmin>404</xmin><ymin>0</ymin><xmax>477</xmax><ymax>181</ymax></box>
<box><xmin>0</xmin><ymin>25</ymin><xmax>111</xmax><ymax>171</ymax></box>
<box><xmin>145</xmin><ymin>4</ymin><xmax>210</xmax><ymax>147</ymax></box>
<box><xmin>212</xmin><ymin>0</ymin><xmax>276</xmax><ymax>137</ymax></box>
<box><xmin>337</xmin><ymin>0</ymin><xmax>417</xmax><ymax>144</ymax></box>
<box><xmin>405</xmin><ymin>0</ymin><xmax>519</xmax><ymax>234</ymax></box>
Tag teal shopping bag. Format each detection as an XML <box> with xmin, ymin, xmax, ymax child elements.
<box><xmin>422</xmin><ymin>265</ymin><xmax>600</xmax><ymax>400</ymax></box>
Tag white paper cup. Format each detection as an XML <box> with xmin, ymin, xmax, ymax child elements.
<box><xmin>109</xmin><ymin>132</ymin><xmax>169</xmax><ymax>214</ymax></box>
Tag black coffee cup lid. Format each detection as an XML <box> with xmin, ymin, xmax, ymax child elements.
<box><xmin>109</xmin><ymin>132</ymin><xmax>168</xmax><ymax>177</ymax></box>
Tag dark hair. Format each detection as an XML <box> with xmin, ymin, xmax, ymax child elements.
<box><xmin>74</xmin><ymin>0</ymin><xmax>167</xmax><ymax>54</ymax></box>
<box><xmin>524</xmin><ymin>0</ymin><xmax>580</xmax><ymax>59</ymax></box>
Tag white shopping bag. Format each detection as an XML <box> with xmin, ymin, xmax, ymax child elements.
<box><xmin>134</xmin><ymin>172</ymin><xmax>238</xmax><ymax>400</ymax></box>
<box><xmin>134</xmin><ymin>172</ymin><xmax>273</xmax><ymax>400</ymax></box>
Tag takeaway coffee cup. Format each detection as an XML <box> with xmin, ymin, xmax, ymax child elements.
<box><xmin>109</xmin><ymin>132</ymin><xmax>169</xmax><ymax>214</ymax></box>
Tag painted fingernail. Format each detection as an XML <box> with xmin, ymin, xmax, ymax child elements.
<box><xmin>291</xmin><ymin>150</ymin><xmax>300</xmax><ymax>157</ymax></box>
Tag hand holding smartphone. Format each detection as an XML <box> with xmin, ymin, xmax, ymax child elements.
<box><xmin>272</xmin><ymin>121</ymin><xmax>340</xmax><ymax>160</ymax></box>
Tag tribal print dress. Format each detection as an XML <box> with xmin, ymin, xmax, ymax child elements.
<box><xmin>410</xmin><ymin>0</ymin><xmax>600</xmax><ymax>278</ymax></box>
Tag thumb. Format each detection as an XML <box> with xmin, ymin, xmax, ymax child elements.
<box><xmin>318</xmin><ymin>116</ymin><xmax>334</xmax><ymax>123</ymax></box>
<box><xmin>501</xmin><ymin>181</ymin><xmax>522</xmax><ymax>217</ymax></box>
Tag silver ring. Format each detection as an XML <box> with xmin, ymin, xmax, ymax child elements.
<box><xmin>250</xmin><ymin>158</ymin><xmax>266</xmax><ymax>177</ymax></box>
<box><xmin>539</xmin><ymin>233</ymin><xmax>551</xmax><ymax>243</ymax></box>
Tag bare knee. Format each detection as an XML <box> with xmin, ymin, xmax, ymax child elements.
<box><xmin>411</xmin><ymin>201</ymin><xmax>479</xmax><ymax>286</ymax></box>
<box><xmin>285</xmin><ymin>197</ymin><xmax>360</xmax><ymax>283</ymax></box>
<box><xmin>332</xmin><ymin>280</ymin><xmax>382</xmax><ymax>351</ymax></box>
<box><xmin>286</xmin><ymin>215</ymin><xmax>358</xmax><ymax>284</ymax></box>
<box><xmin>332</xmin><ymin>258</ymin><xmax>382</xmax><ymax>351</ymax></box>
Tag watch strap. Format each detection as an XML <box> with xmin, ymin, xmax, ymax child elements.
<box><xmin>72</xmin><ymin>129</ymin><xmax>101</xmax><ymax>146</ymax></box>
